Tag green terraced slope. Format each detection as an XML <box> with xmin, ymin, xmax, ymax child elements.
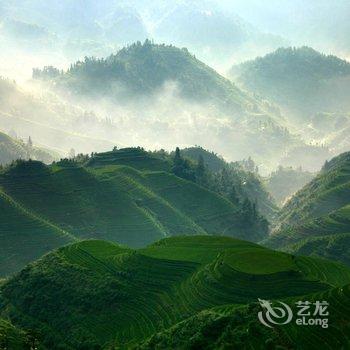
<box><xmin>0</xmin><ymin>189</ymin><xmax>74</xmax><ymax>276</ymax></box>
<box><xmin>1</xmin><ymin>236</ymin><xmax>349</xmax><ymax>349</ymax></box>
<box><xmin>266</xmin><ymin>151</ymin><xmax>350</xmax><ymax>265</ymax></box>
<box><xmin>139</xmin><ymin>283</ymin><xmax>350</xmax><ymax>350</ymax></box>
<box><xmin>0</xmin><ymin>152</ymin><xmax>253</xmax><ymax>276</ymax></box>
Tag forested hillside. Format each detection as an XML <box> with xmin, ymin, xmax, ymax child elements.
<box><xmin>231</xmin><ymin>47</ymin><xmax>350</xmax><ymax>118</ymax></box>
<box><xmin>34</xmin><ymin>41</ymin><xmax>262</xmax><ymax>114</ymax></box>
<box><xmin>179</xmin><ymin>146</ymin><xmax>277</xmax><ymax>220</ymax></box>
<box><xmin>230</xmin><ymin>46</ymin><xmax>350</xmax><ymax>170</ymax></box>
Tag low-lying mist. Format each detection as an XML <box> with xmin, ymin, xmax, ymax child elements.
<box><xmin>0</xmin><ymin>74</ymin><xmax>332</xmax><ymax>175</ymax></box>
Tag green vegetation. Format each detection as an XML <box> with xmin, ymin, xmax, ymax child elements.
<box><xmin>0</xmin><ymin>147</ymin><xmax>271</xmax><ymax>277</ymax></box>
<box><xmin>30</xmin><ymin>42</ymin><xmax>313</xmax><ymax>172</ymax></box>
<box><xmin>0</xmin><ymin>318</ymin><xmax>32</xmax><ymax>349</ymax></box>
<box><xmin>231</xmin><ymin>46</ymin><xmax>350</xmax><ymax>117</ymax></box>
<box><xmin>175</xmin><ymin>146</ymin><xmax>278</xmax><ymax>221</ymax></box>
<box><xmin>35</xmin><ymin>41</ymin><xmax>259</xmax><ymax>114</ymax></box>
<box><xmin>138</xmin><ymin>283</ymin><xmax>350</xmax><ymax>350</ymax></box>
<box><xmin>266</xmin><ymin>152</ymin><xmax>350</xmax><ymax>266</ymax></box>
<box><xmin>1</xmin><ymin>235</ymin><xmax>349</xmax><ymax>349</ymax></box>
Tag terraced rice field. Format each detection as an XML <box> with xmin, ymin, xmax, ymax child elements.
<box><xmin>0</xmin><ymin>155</ymin><xmax>244</xmax><ymax>276</ymax></box>
<box><xmin>2</xmin><ymin>236</ymin><xmax>349</xmax><ymax>348</ymax></box>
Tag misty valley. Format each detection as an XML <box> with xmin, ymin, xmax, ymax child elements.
<box><xmin>1</xmin><ymin>1</ymin><xmax>350</xmax><ymax>349</ymax></box>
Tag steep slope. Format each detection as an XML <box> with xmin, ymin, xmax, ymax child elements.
<box><xmin>179</xmin><ymin>146</ymin><xmax>277</xmax><ymax>220</ymax></box>
<box><xmin>266</xmin><ymin>152</ymin><xmax>350</xmax><ymax>265</ymax></box>
<box><xmin>0</xmin><ymin>150</ymin><xmax>263</xmax><ymax>276</ymax></box>
<box><xmin>0</xmin><ymin>188</ymin><xmax>74</xmax><ymax>276</ymax></box>
<box><xmin>1</xmin><ymin>236</ymin><xmax>349</xmax><ymax>349</ymax></box>
<box><xmin>231</xmin><ymin>46</ymin><xmax>350</xmax><ymax>118</ymax></box>
<box><xmin>138</xmin><ymin>283</ymin><xmax>350</xmax><ymax>350</ymax></box>
<box><xmin>276</xmin><ymin>152</ymin><xmax>350</xmax><ymax>228</ymax></box>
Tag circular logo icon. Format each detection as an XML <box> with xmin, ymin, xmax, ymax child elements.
<box><xmin>258</xmin><ymin>298</ymin><xmax>293</xmax><ymax>328</ymax></box>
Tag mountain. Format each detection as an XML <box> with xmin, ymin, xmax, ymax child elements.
<box><xmin>37</xmin><ymin>41</ymin><xmax>259</xmax><ymax>115</ymax></box>
<box><xmin>0</xmin><ymin>131</ymin><xmax>58</xmax><ymax>165</ymax></box>
<box><xmin>0</xmin><ymin>0</ymin><xmax>287</xmax><ymax>77</ymax></box>
<box><xmin>152</xmin><ymin>2</ymin><xmax>286</xmax><ymax>68</ymax></box>
<box><xmin>266</xmin><ymin>152</ymin><xmax>350</xmax><ymax>265</ymax></box>
<box><xmin>266</xmin><ymin>166</ymin><xmax>315</xmax><ymax>206</ymax></box>
<box><xmin>231</xmin><ymin>47</ymin><xmax>350</xmax><ymax>119</ymax></box>
<box><xmin>0</xmin><ymin>147</ymin><xmax>268</xmax><ymax>276</ymax></box>
<box><xmin>222</xmin><ymin>0</ymin><xmax>350</xmax><ymax>60</ymax></box>
<box><xmin>32</xmin><ymin>41</ymin><xmax>313</xmax><ymax>172</ymax></box>
<box><xmin>1</xmin><ymin>236</ymin><xmax>349</xmax><ymax>349</ymax></box>
<box><xmin>230</xmin><ymin>46</ymin><xmax>350</xmax><ymax>169</ymax></box>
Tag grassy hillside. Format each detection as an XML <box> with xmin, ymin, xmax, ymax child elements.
<box><xmin>231</xmin><ymin>46</ymin><xmax>350</xmax><ymax>118</ymax></box>
<box><xmin>266</xmin><ymin>152</ymin><xmax>350</xmax><ymax>265</ymax></box>
<box><xmin>0</xmin><ymin>148</ymin><xmax>267</xmax><ymax>277</ymax></box>
<box><xmin>1</xmin><ymin>236</ymin><xmax>349</xmax><ymax>349</ymax></box>
<box><xmin>0</xmin><ymin>188</ymin><xmax>74</xmax><ymax>276</ymax></box>
<box><xmin>138</xmin><ymin>282</ymin><xmax>350</xmax><ymax>350</ymax></box>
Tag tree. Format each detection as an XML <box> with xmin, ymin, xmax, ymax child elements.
<box><xmin>195</xmin><ymin>155</ymin><xmax>206</xmax><ymax>185</ymax></box>
<box><xmin>27</xmin><ymin>136</ymin><xmax>33</xmax><ymax>148</ymax></box>
<box><xmin>172</xmin><ymin>147</ymin><xmax>195</xmax><ymax>182</ymax></box>
<box><xmin>174</xmin><ymin>147</ymin><xmax>181</xmax><ymax>165</ymax></box>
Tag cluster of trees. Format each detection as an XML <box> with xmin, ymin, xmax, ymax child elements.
<box><xmin>32</xmin><ymin>66</ymin><xmax>62</xmax><ymax>80</ymax></box>
<box><xmin>171</xmin><ymin>147</ymin><xmax>269</xmax><ymax>240</ymax></box>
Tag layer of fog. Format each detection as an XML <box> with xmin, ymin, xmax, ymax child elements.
<box><xmin>0</xmin><ymin>75</ymin><xmax>333</xmax><ymax>175</ymax></box>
